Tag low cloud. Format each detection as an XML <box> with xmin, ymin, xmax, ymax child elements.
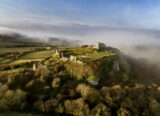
<box><xmin>1</xmin><ymin>21</ymin><xmax>160</xmax><ymax>46</ymax></box>
<box><xmin>1</xmin><ymin>21</ymin><xmax>160</xmax><ymax>65</ymax></box>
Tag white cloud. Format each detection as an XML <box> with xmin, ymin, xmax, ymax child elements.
<box><xmin>1</xmin><ymin>21</ymin><xmax>160</xmax><ymax>47</ymax></box>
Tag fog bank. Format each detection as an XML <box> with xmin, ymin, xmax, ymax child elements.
<box><xmin>1</xmin><ymin>22</ymin><xmax>160</xmax><ymax>65</ymax></box>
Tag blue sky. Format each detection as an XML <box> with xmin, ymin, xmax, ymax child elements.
<box><xmin>1</xmin><ymin>0</ymin><xmax>160</xmax><ymax>27</ymax></box>
<box><xmin>1</xmin><ymin>0</ymin><xmax>160</xmax><ymax>46</ymax></box>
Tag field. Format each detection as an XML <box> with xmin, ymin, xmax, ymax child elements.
<box><xmin>0</xmin><ymin>59</ymin><xmax>12</xmax><ymax>64</ymax></box>
<box><xmin>19</xmin><ymin>50</ymin><xmax>55</xmax><ymax>59</ymax></box>
<box><xmin>12</xmin><ymin>59</ymin><xmax>42</xmax><ymax>64</ymax></box>
<box><xmin>0</xmin><ymin>47</ymin><xmax>41</xmax><ymax>53</ymax></box>
<box><xmin>0</xmin><ymin>48</ymin><xmax>55</xmax><ymax>64</ymax></box>
<box><xmin>0</xmin><ymin>40</ymin><xmax>25</xmax><ymax>47</ymax></box>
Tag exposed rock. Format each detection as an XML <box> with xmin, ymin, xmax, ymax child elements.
<box><xmin>70</xmin><ymin>55</ymin><xmax>77</xmax><ymax>61</ymax></box>
<box><xmin>113</xmin><ymin>61</ymin><xmax>120</xmax><ymax>72</ymax></box>
<box><xmin>89</xmin><ymin>79</ymin><xmax>99</xmax><ymax>86</ymax></box>
<box><xmin>61</xmin><ymin>57</ymin><xmax>69</xmax><ymax>62</ymax></box>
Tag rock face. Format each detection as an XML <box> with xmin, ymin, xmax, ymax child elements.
<box><xmin>113</xmin><ymin>61</ymin><xmax>120</xmax><ymax>72</ymax></box>
<box><xmin>70</xmin><ymin>55</ymin><xmax>77</xmax><ymax>61</ymax></box>
<box><xmin>61</xmin><ymin>57</ymin><xmax>69</xmax><ymax>62</ymax></box>
<box><xmin>89</xmin><ymin>79</ymin><xmax>99</xmax><ymax>85</ymax></box>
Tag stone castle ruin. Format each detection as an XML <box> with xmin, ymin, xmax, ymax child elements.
<box><xmin>55</xmin><ymin>50</ymin><xmax>83</xmax><ymax>64</ymax></box>
<box><xmin>92</xmin><ymin>42</ymin><xmax>106</xmax><ymax>50</ymax></box>
<box><xmin>33</xmin><ymin>63</ymin><xmax>47</xmax><ymax>70</ymax></box>
<box><xmin>56</xmin><ymin>50</ymin><xmax>64</xmax><ymax>58</ymax></box>
<box><xmin>82</xmin><ymin>42</ymin><xmax>106</xmax><ymax>50</ymax></box>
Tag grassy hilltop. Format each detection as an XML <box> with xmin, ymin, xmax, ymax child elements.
<box><xmin>1</xmin><ymin>43</ymin><xmax>160</xmax><ymax>116</ymax></box>
<box><xmin>56</xmin><ymin>47</ymin><xmax>131</xmax><ymax>85</ymax></box>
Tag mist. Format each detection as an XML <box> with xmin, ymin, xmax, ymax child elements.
<box><xmin>1</xmin><ymin>21</ymin><xmax>160</xmax><ymax>66</ymax></box>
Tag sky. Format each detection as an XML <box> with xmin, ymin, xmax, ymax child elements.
<box><xmin>1</xmin><ymin>0</ymin><xmax>160</xmax><ymax>46</ymax></box>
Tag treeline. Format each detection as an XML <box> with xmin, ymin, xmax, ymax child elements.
<box><xmin>0</xmin><ymin>61</ymin><xmax>160</xmax><ymax>116</ymax></box>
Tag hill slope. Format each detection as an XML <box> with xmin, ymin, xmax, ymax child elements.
<box><xmin>0</xmin><ymin>34</ymin><xmax>48</xmax><ymax>48</ymax></box>
<box><xmin>0</xmin><ymin>46</ymin><xmax>160</xmax><ymax>115</ymax></box>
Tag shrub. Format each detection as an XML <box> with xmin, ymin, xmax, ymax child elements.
<box><xmin>44</xmin><ymin>99</ymin><xmax>58</xmax><ymax>112</ymax></box>
<box><xmin>55</xmin><ymin>103</ymin><xmax>64</xmax><ymax>114</ymax></box>
<box><xmin>7</xmin><ymin>73</ymin><xmax>31</xmax><ymax>89</ymax></box>
<box><xmin>30</xmin><ymin>79</ymin><xmax>45</xmax><ymax>94</ymax></box>
<box><xmin>117</xmin><ymin>108</ymin><xmax>131</xmax><ymax>116</ymax></box>
<box><xmin>0</xmin><ymin>89</ymin><xmax>27</xmax><ymax>111</ymax></box>
<box><xmin>0</xmin><ymin>84</ymin><xmax>8</xmax><ymax>98</ymax></box>
<box><xmin>91</xmin><ymin>102</ymin><xmax>111</xmax><ymax>116</ymax></box>
<box><xmin>149</xmin><ymin>98</ymin><xmax>160</xmax><ymax>116</ymax></box>
<box><xmin>25</xmin><ymin>80</ymin><xmax>34</xmax><ymax>89</ymax></box>
<box><xmin>13</xmin><ymin>89</ymin><xmax>27</xmax><ymax>107</ymax></box>
<box><xmin>33</xmin><ymin>100</ymin><xmax>45</xmax><ymax>112</ymax></box>
<box><xmin>64</xmin><ymin>98</ymin><xmax>90</xmax><ymax>116</ymax></box>
<box><xmin>44</xmin><ymin>86</ymin><xmax>51</xmax><ymax>93</ymax></box>
<box><xmin>76</xmin><ymin>84</ymin><xmax>100</xmax><ymax>105</ymax></box>
<box><xmin>52</xmin><ymin>77</ymin><xmax>61</xmax><ymax>88</ymax></box>
<box><xmin>40</xmin><ymin>74</ymin><xmax>50</xmax><ymax>84</ymax></box>
<box><xmin>87</xmin><ymin>75</ymin><xmax>96</xmax><ymax>81</ymax></box>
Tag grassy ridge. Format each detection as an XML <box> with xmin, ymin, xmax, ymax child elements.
<box><xmin>0</xmin><ymin>46</ymin><xmax>160</xmax><ymax>115</ymax></box>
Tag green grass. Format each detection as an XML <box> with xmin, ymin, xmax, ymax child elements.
<box><xmin>0</xmin><ymin>35</ymin><xmax>47</xmax><ymax>48</ymax></box>
<box><xmin>0</xmin><ymin>59</ymin><xmax>12</xmax><ymax>64</ymax></box>
<box><xmin>19</xmin><ymin>50</ymin><xmax>55</xmax><ymax>59</ymax></box>
<box><xmin>0</xmin><ymin>68</ymin><xmax>26</xmax><ymax>74</ymax></box>
<box><xmin>61</xmin><ymin>48</ymin><xmax>98</xmax><ymax>57</ymax></box>
<box><xmin>61</xmin><ymin>48</ymin><xmax>116</xmax><ymax>59</ymax></box>
<box><xmin>0</xmin><ymin>41</ymin><xmax>24</xmax><ymax>46</ymax></box>
<box><xmin>13</xmin><ymin>59</ymin><xmax>43</xmax><ymax>64</ymax></box>
<box><xmin>0</xmin><ymin>49</ymin><xmax>55</xmax><ymax>64</ymax></box>
<box><xmin>86</xmin><ymin>50</ymin><xmax>116</xmax><ymax>59</ymax></box>
<box><xmin>0</xmin><ymin>47</ymin><xmax>42</xmax><ymax>53</ymax></box>
<box><xmin>0</xmin><ymin>57</ymin><xmax>4</xmax><ymax>61</ymax></box>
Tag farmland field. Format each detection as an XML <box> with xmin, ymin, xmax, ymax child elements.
<box><xmin>0</xmin><ymin>41</ymin><xmax>25</xmax><ymax>47</ymax></box>
<box><xmin>0</xmin><ymin>48</ymin><xmax>55</xmax><ymax>64</ymax></box>
<box><xmin>0</xmin><ymin>47</ymin><xmax>42</xmax><ymax>53</ymax></box>
<box><xmin>0</xmin><ymin>59</ymin><xmax>12</xmax><ymax>64</ymax></box>
<box><xmin>0</xmin><ymin>57</ymin><xmax>4</xmax><ymax>60</ymax></box>
<box><xmin>19</xmin><ymin>50</ymin><xmax>55</xmax><ymax>59</ymax></box>
<box><xmin>13</xmin><ymin>59</ymin><xmax>43</xmax><ymax>64</ymax></box>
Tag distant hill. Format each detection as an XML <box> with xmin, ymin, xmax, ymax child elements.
<box><xmin>48</xmin><ymin>37</ymin><xmax>81</xmax><ymax>47</ymax></box>
<box><xmin>0</xmin><ymin>33</ymin><xmax>81</xmax><ymax>48</ymax></box>
<box><xmin>0</xmin><ymin>34</ymin><xmax>47</xmax><ymax>48</ymax></box>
